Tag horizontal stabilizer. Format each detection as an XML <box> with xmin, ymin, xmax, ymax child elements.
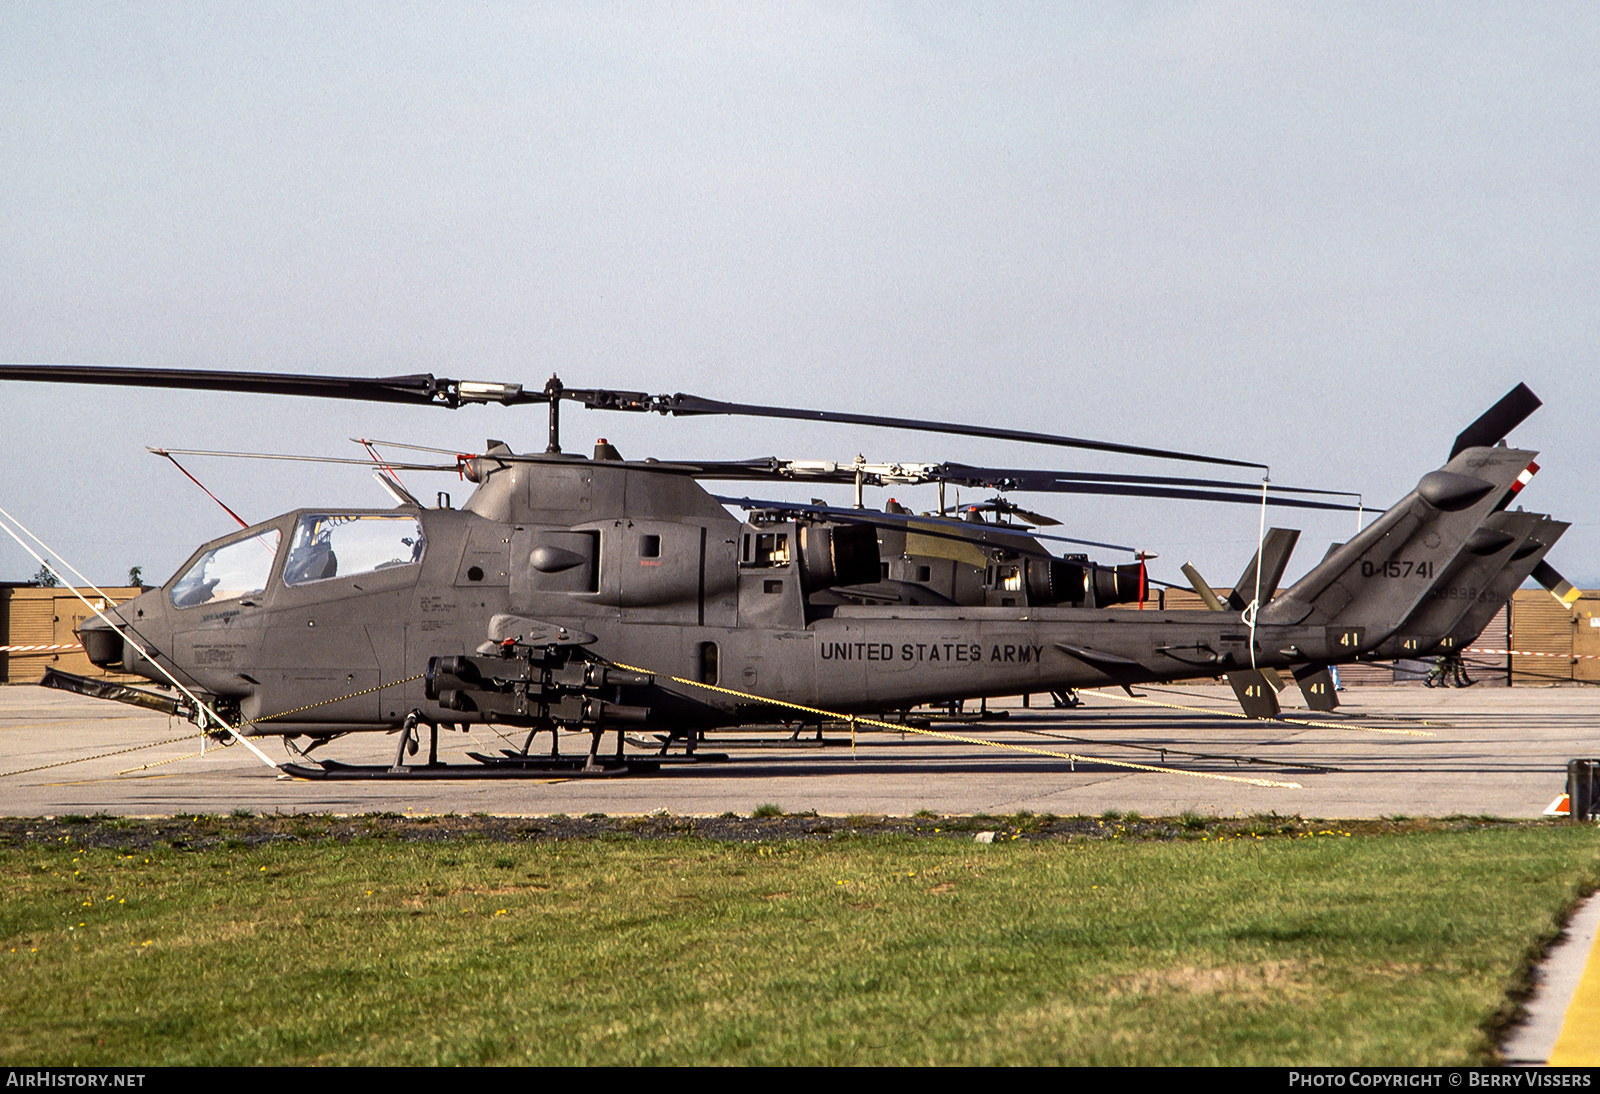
<box><xmin>1181</xmin><ymin>562</ymin><xmax>1226</xmax><ymax>611</ymax></box>
<box><xmin>1228</xmin><ymin>528</ymin><xmax>1300</xmax><ymax>612</ymax></box>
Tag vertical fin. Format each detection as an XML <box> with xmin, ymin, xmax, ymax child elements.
<box><xmin>1373</xmin><ymin>510</ymin><xmax>1541</xmax><ymax>658</ymax></box>
<box><xmin>1491</xmin><ymin>460</ymin><xmax>1539</xmax><ymax>512</ymax></box>
<box><xmin>1261</xmin><ymin>446</ymin><xmax>1537</xmax><ymax>642</ymax></box>
<box><xmin>1439</xmin><ymin>517</ymin><xmax>1567</xmax><ymax>650</ymax></box>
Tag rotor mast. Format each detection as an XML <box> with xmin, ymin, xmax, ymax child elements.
<box><xmin>545</xmin><ymin>374</ymin><xmax>563</xmax><ymax>453</ymax></box>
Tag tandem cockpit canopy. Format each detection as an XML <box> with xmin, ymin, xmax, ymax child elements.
<box><xmin>167</xmin><ymin>513</ymin><xmax>427</xmax><ymax>609</ymax></box>
<box><xmin>170</xmin><ymin>528</ymin><xmax>281</xmax><ymax>608</ymax></box>
<box><xmin>282</xmin><ymin>513</ymin><xmax>426</xmax><ymax>587</ymax></box>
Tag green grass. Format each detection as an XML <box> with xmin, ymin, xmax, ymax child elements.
<box><xmin>1</xmin><ymin>824</ymin><xmax>1597</xmax><ymax>1065</ymax></box>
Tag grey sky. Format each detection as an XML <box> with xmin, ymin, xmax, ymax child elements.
<box><xmin>3</xmin><ymin>3</ymin><xmax>1595</xmax><ymax>590</ymax></box>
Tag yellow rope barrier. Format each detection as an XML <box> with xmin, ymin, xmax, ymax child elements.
<box><xmin>1082</xmin><ymin>687</ymin><xmax>1433</xmax><ymax>737</ymax></box>
<box><xmin>250</xmin><ymin>674</ymin><xmax>427</xmax><ymax>724</ymax></box>
<box><xmin>116</xmin><ymin>744</ymin><xmax>224</xmax><ymax>775</ymax></box>
<box><xmin>0</xmin><ymin>732</ymin><xmax>203</xmax><ymax>779</ymax></box>
<box><xmin>4</xmin><ymin>674</ymin><xmax>429</xmax><ymax>779</ymax></box>
<box><xmin>607</xmin><ymin>661</ymin><xmax>1302</xmax><ymax>789</ymax></box>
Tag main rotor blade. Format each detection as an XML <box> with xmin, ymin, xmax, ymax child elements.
<box><xmin>1</xmin><ymin>364</ymin><xmax>536</xmax><ymax>408</ymax></box>
<box><xmin>654</xmin><ymin>393</ymin><xmax>1266</xmax><ymax>469</ymax></box>
<box><xmin>994</xmin><ymin>481</ymin><xmax>1361</xmax><ymax>512</ymax></box>
<box><xmin>714</xmin><ymin>495</ymin><xmax>1137</xmax><ymax>554</ymax></box>
<box><xmin>936</xmin><ymin>463</ymin><xmax>1360</xmax><ymax>499</ymax></box>
<box><xmin>1450</xmin><ymin>383</ymin><xmax>1542</xmax><ymax>460</ymax></box>
<box><xmin>6</xmin><ymin>366</ymin><xmax>1268</xmax><ymax>469</ymax></box>
<box><xmin>689</xmin><ymin>459</ymin><xmax>1362</xmax><ymax>511</ymax></box>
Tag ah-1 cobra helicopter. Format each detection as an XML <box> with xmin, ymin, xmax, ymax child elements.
<box><xmin>0</xmin><ymin>366</ymin><xmax>1563</xmax><ymax>774</ymax></box>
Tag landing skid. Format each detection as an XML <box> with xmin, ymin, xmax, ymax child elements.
<box><xmin>281</xmin><ymin>749</ymin><xmax>730</xmax><ymax>779</ymax></box>
<box><xmin>283</xmin><ymin>757</ymin><xmax>656</xmax><ymax>779</ymax></box>
<box><xmin>471</xmin><ymin>750</ymin><xmax>728</xmax><ymax>769</ymax></box>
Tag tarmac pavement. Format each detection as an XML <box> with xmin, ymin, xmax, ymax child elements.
<box><xmin>1</xmin><ymin>681</ymin><xmax>1594</xmax><ymax>819</ymax></box>
<box><xmin>2</xmin><ymin>677</ymin><xmax>1597</xmax><ymax>1065</ymax></box>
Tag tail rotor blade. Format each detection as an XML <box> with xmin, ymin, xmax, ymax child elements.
<box><xmin>1450</xmin><ymin>383</ymin><xmax>1542</xmax><ymax>459</ymax></box>
<box><xmin>1531</xmin><ymin>560</ymin><xmax>1581</xmax><ymax>608</ymax></box>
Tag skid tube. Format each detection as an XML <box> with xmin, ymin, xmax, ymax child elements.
<box><xmin>280</xmin><ymin>749</ymin><xmax>733</xmax><ymax>780</ymax></box>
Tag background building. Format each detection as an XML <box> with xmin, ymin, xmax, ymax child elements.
<box><xmin>0</xmin><ymin>585</ymin><xmax>143</xmax><ymax>684</ymax></box>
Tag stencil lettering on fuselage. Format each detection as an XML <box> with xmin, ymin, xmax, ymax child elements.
<box><xmin>817</xmin><ymin>641</ymin><xmax>1044</xmax><ymax>665</ymax></box>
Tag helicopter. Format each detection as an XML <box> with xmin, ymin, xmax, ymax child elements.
<box><xmin>0</xmin><ymin>365</ymin><xmax>1561</xmax><ymax>775</ymax></box>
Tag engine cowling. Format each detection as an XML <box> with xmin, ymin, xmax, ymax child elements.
<box><xmin>797</xmin><ymin>523</ymin><xmax>881</xmax><ymax>593</ymax></box>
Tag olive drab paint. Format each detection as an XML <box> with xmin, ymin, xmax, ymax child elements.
<box><xmin>0</xmin><ymin>366</ymin><xmax>1559</xmax><ymax>759</ymax></box>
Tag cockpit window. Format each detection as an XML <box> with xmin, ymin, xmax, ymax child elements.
<box><xmin>170</xmin><ymin>530</ymin><xmax>282</xmax><ymax>609</ymax></box>
<box><xmin>283</xmin><ymin>514</ymin><xmax>426</xmax><ymax>587</ymax></box>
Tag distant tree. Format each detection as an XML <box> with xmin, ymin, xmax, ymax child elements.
<box><xmin>30</xmin><ymin>563</ymin><xmax>60</xmax><ymax>588</ymax></box>
<box><xmin>128</xmin><ymin>565</ymin><xmax>144</xmax><ymax>588</ymax></box>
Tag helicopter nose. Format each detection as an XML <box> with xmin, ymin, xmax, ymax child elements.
<box><xmin>76</xmin><ymin>612</ymin><xmax>123</xmax><ymax>668</ymax></box>
<box><xmin>75</xmin><ymin>589</ymin><xmax>169</xmax><ymax>676</ymax></box>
